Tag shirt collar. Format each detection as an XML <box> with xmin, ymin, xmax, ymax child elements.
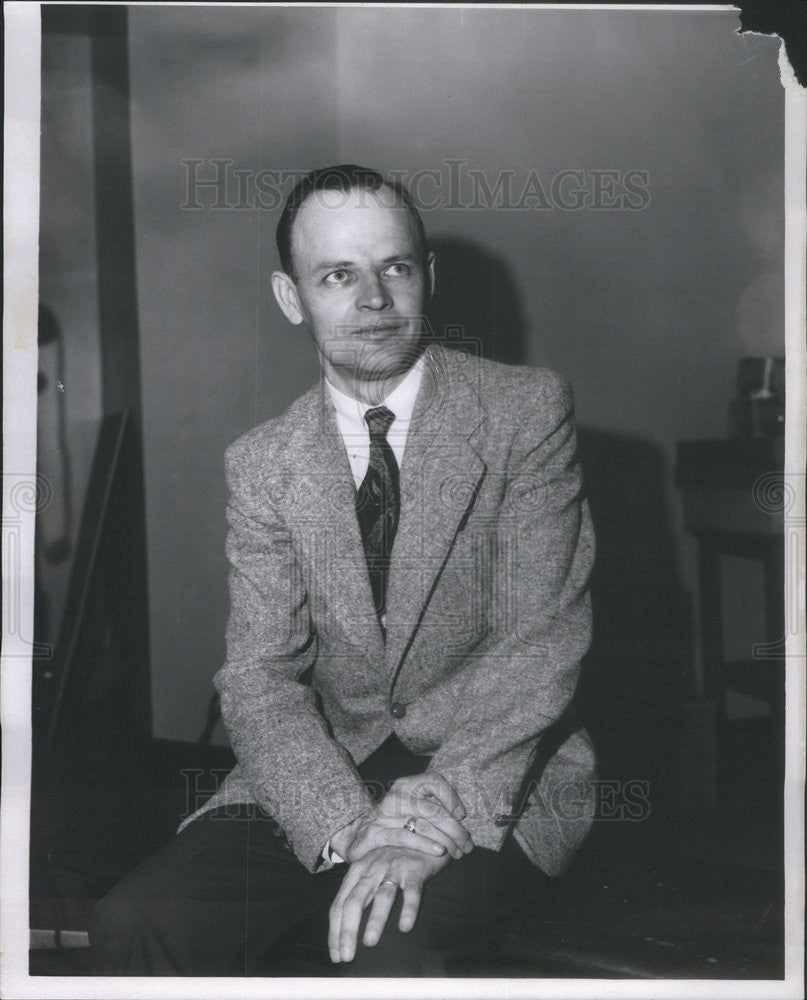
<box><xmin>325</xmin><ymin>354</ymin><xmax>425</xmax><ymax>433</ymax></box>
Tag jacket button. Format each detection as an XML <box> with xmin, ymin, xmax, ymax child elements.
<box><xmin>493</xmin><ymin>813</ymin><xmax>511</xmax><ymax>827</ymax></box>
<box><xmin>390</xmin><ymin>701</ymin><xmax>407</xmax><ymax>719</ymax></box>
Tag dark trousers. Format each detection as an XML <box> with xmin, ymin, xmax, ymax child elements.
<box><xmin>90</xmin><ymin>735</ymin><xmax>540</xmax><ymax>976</ymax></box>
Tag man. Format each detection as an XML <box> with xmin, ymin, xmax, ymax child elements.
<box><xmin>91</xmin><ymin>164</ymin><xmax>596</xmax><ymax>976</ymax></box>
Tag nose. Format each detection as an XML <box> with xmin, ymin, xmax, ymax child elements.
<box><xmin>356</xmin><ymin>273</ymin><xmax>392</xmax><ymax>311</ymax></box>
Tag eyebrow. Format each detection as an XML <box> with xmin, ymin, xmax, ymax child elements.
<box><xmin>311</xmin><ymin>253</ymin><xmax>418</xmax><ymax>275</ymax></box>
<box><xmin>311</xmin><ymin>260</ymin><xmax>353</xmax><ymax>275</ymax></box>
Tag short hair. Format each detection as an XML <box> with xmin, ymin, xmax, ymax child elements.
<box><xmin>276</xmin><ymin>164</ymin><xmax>428</xmax><ymax>281</ymax></box>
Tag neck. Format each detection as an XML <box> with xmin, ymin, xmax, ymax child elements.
<box><xmin>323</xmin><ymin>354</ymin><xmax>423</xmax><ymax>405</ymax></box>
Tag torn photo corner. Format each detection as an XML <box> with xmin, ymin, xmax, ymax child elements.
<box><xmin>736</xmin><ymin>0</ymin><xmax>807</xmax><ymax>90</ymax></box>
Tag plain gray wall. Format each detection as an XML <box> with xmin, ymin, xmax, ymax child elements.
<box><xmin>125</xmin><ymin>7</ymin><xmax>784</xmax><ymax>743</ymax></box>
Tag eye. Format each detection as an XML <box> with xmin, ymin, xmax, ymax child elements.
<box><xmin>383</xmin><ymin>262</ymin><xmax>411</xmax><ymax>278</ymax></box>
<box><xmin>323</xmin><ymin>269</ymin><xmax>352</xmax><ymax>286</ymax></box>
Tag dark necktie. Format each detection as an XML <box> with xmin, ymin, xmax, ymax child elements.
<box><xmin>355</xmin><ymin>406</ymin><xmax>400</xmax><ymax>622</ymax></box>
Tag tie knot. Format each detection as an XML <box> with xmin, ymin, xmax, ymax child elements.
<box><xmin>364</xmin><ymin>406</ymin><xmax>395</xmax><ymax>438</ymax></box>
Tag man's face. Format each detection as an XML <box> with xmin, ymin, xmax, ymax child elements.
<box><xmin>273</xmin><ymin>185</ymin><xmax>434</xmax><ymax>393</ymax></box>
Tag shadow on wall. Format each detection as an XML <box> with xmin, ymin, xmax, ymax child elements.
<box><xmin>577</xmin><ymin>427</ymin><xmax>691</xmax><ymax>816</ymax></box>
<box><xmin>578</xmin><ymin>428</ymin><xmax>690</xmax><ymax>712</ymax></box>
<box><xmin>428</xmin><ymin>235</ymin><xmax>528</xmax><ymax>365</ymax></box>
<box><xmin>426</xmin><ymin>237</ymin><xmax>690</xmax><ymax>810</ymax></box>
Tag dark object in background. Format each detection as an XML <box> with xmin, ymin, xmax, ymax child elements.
<box><xmin>728</xmin><ymin>356</ymin><xmax>785</xmax><ymax>438</ymax></box>
<box><xmin>35</xmin><ymin>411</ymin><xmax>151</xmax><ymax>760</ymax></box>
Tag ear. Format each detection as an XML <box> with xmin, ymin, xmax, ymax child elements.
<box><xmin>425</xmin><ymin>251</ymin><xmax>436</xmax><ymax>298</ymax></box>
<box><xmin>271</xmin><ymin>271</ymin><xmax>306</xmax><ymax>325</ymax></box>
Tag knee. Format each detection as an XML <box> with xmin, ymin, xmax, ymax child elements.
<box><xmin>89</xmin><ymin>887</ymin><xmax>131</xmax><ymax>972</ymax></box>
<box><xmin>90</xmin><ymin>886</ymin><xmax>130</xmax><ymax>947</ymax></box>
<box><xmin>340</xmin><ymin>903</ymin><xmax>449</xmax><ymax>977</ymax></box>
<box><xmin>89</xmin><ymin>878</ymin><xmax>171</xmax><ymax>975</ymax></box>
<box><xmin>344</xmin><ymin>938</ymin><xmax>449</xmax><ymax>977</ymax></box>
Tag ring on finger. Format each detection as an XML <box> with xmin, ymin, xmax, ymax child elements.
<box><xmin>379</xmin><ymin>878</ymin><xmax>399</xmax><ymax>890</ymax></box>
<box><xmin>403</xmin><ymin>817</ymin><xmax>417</xmax><ymax>834</ymax></box>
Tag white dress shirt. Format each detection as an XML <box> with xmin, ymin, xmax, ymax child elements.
<box><xmin>324</xmin><ymin>354</ymin><xmax>425</xmax><ymax>487</ymax></box>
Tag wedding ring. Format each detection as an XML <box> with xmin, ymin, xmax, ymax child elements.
<box><xmin>379</xmin><ymin>879</ymin><xmax>399</xmax><ymax>889</ymax></box>
<box><xmin>403</xmin><ymin>817</ymin><xmax>417</xmax><ymax>834</ymax></box>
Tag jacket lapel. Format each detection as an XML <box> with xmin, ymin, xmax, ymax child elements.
<box><xmin>385</xmin><ymin>346</ymin><xmax>487</xmax><ymax>677</ymax></box>
<box><xmin>278</xmin><ymin>383</ymin><xmax>385</xmax><ymax>663</ymax></box>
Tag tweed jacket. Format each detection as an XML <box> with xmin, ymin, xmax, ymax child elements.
<box><xmin>182</xmin><ymin>344</ymin><xmax>596</xmax><ymax>876</ymax></box>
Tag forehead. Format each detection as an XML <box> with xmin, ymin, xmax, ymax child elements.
<box><xmin>291</xmin><ymin>186</ymin><xmax>418</xmax><ymax>269</ymax></box>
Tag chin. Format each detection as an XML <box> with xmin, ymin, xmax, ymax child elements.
<box><xmin>365</xmin><ymin>350</ymin><xmax>420</xmax><ymax>381</ymax></box>
<box><xmin>342</xmin><ymin>340</ymin><xmax>422</xmax><ymax>382</ymax></box>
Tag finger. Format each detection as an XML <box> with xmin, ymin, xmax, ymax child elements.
<box><xmin>381</xmin><ymin>806</ymin><xmax>472</xmax><ymax>856</ymax></box>
<box><xmin>329</xmin><ymin>897</ymin><xmax>343</xmax><ymax>962</ymax></box>
<box><xmin>362</xmin><ymin>882</ymin><xmax>398</xmax><ymax>948</ymax></box>
<box><xmin>379</xmin><ymin>788</ymin><xmax>469</xmax><ymax>840</ymax></box>
<box><xmin>371</xmin><ymin>813</ymin><xmax>472</xmax><ymax>858</ymax></box>
<box><xmin>328</xmin><ymin>909</ymin><xmax>341</xmax><ymax>963</ymax></box>
<box><xmin>328</xmin><ymin>888</ymin><xmax>347</xmax><ymax>962</ymax></box>
<box><xmin>401</xmin><ymin>817</ymin><xmax>471</xmax><ymax>859</ymax></box>
<box><xmin>339</xmin><ymin>875</ymin><xmax>377</xmax><ymax>963</ymax></box>
<box><xmin>355</xmin><ymin>822</ymin><xmax>446</xmax><ymax>859</ymax></box>
<box><xmin>395</xmin><ymin>826</ymin><xmax>447</xmax><ymax>857</ymax></box>
<box><xmin>328</xmin><ymin>865</ymin><xmax>365</xmax><ymax>962</ymax></box>
<box><xmin>412</xmin><ymin>811</ymin><xmax>473</xmax><ymax>855</ymax></box>
<box><xmin>414</xmin><ymin>773</ymin><xmax>467</xmax><ymax>820</ymax></box>
<box><xmin>388</xmin><ymin>818</ymin><xmax>461</xmax><ymax>859</ymax></box>
<box><xmin>398</xmin><ymin>881</ymin><xmax>423</xmax><ymax>934</ymax></box>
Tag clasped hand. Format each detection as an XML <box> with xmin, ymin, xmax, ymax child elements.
<box><xmin>328</xmin><ymin>772</ymin><xmax>472</xmax><ymax>963</ymax></box>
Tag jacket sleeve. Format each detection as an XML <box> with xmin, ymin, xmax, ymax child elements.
<box><xmin>425</xmin><ymin>372</ymin><xmax>595</xmax><ymax>872</ymax></box>
<box><xmin>213</xmin><ymin>439</ymin><xmax>373</xmax><ymax>872</ymax></box>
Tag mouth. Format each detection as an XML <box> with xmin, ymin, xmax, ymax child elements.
<box><xmin>351</xmin><ymin>323</ymin><xmax>407</xmax><ymax>340</ymax></box>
